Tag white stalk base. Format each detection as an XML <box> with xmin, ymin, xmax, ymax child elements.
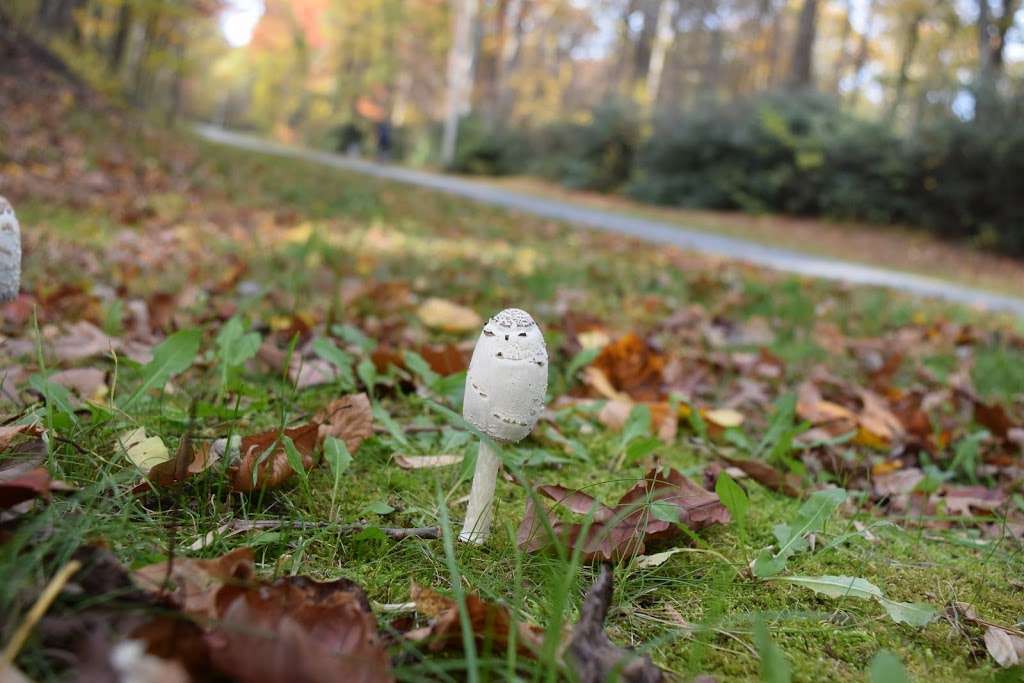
<box><xmin>459</xmin><ymin>439</ymin><xmax>500</xmax><ymax>544</ymax></box>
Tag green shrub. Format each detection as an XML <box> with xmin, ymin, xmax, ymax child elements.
<box><xmin>530</xmin><ymin>101</ymin><xmax>640</xmax><ymax>192</ymax></box>
<box><xmin>628</xmin><ymin>92</ymin><xmax>1024</xmax><ymax>255</ymax></box>
<box><xmin>447</xmin><ymin>115</ymin><xmax>528</xmax><ymax>175</ymax></box>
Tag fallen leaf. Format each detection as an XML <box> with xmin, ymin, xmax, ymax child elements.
<box><xmin>567</xmin><ymin>565</ymin><xmax>664</xmax><ymax>683</ymax></box>
<box><xmin>718</xmin><ymin>455</ymin><xmax>802</xmax><ymax>497</ymax></box>
<box><xmin>872</xmin><ymin>467</ymin><xmax>923</xmax><ymax>497</ymax></box>
<box><xmin>208</xmin><ymin>575</ymin><xmax>393</xmax><ymax>683</ymax></box>
<box><xmin>0</xmin><ymin>466</ymin><xmax>52</xmax><ymax>508</ymax></box>
<box><xmin>984</xmin><ymin>626</ymin><xmax>1024</xmax><ymax>667</ymax></box>
<box><xmin>48</xmin><ymin>367</ymin><xmax>107</xmax><ymax>401</ymax></box>
<box><xmin>50</xmin><ymin>320</ymin><xmax>117</xmax><ymax>362</ymax></box>
<box><xmin>118</xmin><ymin>428</ymin><xmax>170</xmax><ymax>473</ymax></box>
<box><xmin>518</xmin><ymin>468</ymin><xmax>729</xmax><ymax>562</ymax></box>
<box><xmin>416</xmin><ymin>298</ymin><xmax>481</xmax><ymax>333</ymax></box>
<box><xmin>590</xmin><ymin>333</ymin><xmax>666</xmax><ymax>401</ymax></box>
<box><xmin>147</xmin><ymin>433</ymin><xmax>220</xmax><ymax>488</ymax></box>
<box><xmin>0</xmin><ymin>423</ymin><xmax>43</xmax><ymax>450</ymax></box>
<box><xmin>393</xmin><ymin>454</ymin><xmax>464</xmax><ymax>469</ymax></box>
<box><xmin>229</xmin><ymin>423</ymin><xmax>320</xmax><ymax>492</ymax></box>
<box><xmin>315</xmin><ymin>393</ymin><xmax>374</xmax><ymax>453</ymax></box>
<box><xmin>406</xmin><ymin>583</ymin><xmax>544</xmax><ymax>658</ymax></box>
<box><xmin>133</xmin><ymin>548</ymin><xmax>255</xmax><ymax>621</ymax></box>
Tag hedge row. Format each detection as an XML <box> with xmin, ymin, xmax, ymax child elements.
<box><xmin>449</xmin><ymin>93</ymin><xmax>1024</xmax><ymax>256</ymax></box>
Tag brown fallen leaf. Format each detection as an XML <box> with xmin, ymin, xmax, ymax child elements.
<box><xmin>972</xmin><ymin>399</ymin><xmax>1019</xmax><ymax>442</ymax></box>
<box><xmin>405</xmin><ymin>583</ymin><xmax>544</xmax><ymax>658</ymax></box>
<box><xmin>597</xmin><ymin>399</ymin><xmax>676</xmax><ymax>442</ymax></box>
<box><xmin>315</xmin><ymin>392</ymin><xmax>374</xmax><ymax>452</ymax></box>
<box><xmin>984</xmin><ymin>625</ymin><xmax>1024</xmax><ymax>667</ymax></box>
<box><xmin>590</xmin><ymin>333</ymin><xmax>666</xmax><ymax>402</ymax></box>
<box><xmin>518</xmin><ymin>468</ymin><xmax>729</xmax><ymax>562</ymax></box>
<box><xmin>208</xmin><ymin>575</ymin><xmax>393</xmax><ymax>683</ymax></box>
<box><xmin>855</xmin><ymin>389</ymin><xmax>905</xmax><ymax>450</ymax></box>
<box><xmin>133</xmin><ymin>548</ymin><xmax>256</xmax><ymax>621</ymax></box>
<box><xmin>50</xmin><ymin>320</ymin><xmax>118</xmax><ymax>362</ymax></box>
<box><xmin>567</xmin><ymin>565</ymin><xmax>664</xmax><ymax>683</ymax></box>
<box><xmin>47</xmin><ymin>367</ymin><xmax>107</xmax><ymax>401</ymax></box>
<box><xmin>230</xmin><ymin>423</ymin><xmax>321</xmax><ymax>492</ymax></box>
<box><xmin>393</xmin><ymin>454</ymin><xmax>464</xmax><ymax>469</ymax></box>
<box><xmin>872</xmin><ymin>467</ymin><xmax>924</xmax><ymax>497</ymax></box>
<box><xmin>718</xmin><ymin>454</ymin><xmax>802</xmax><ymax>497</ymax></box>
<box><xmin>416</xmin><ymin>297</ymin><xmax>481</xmax><ymax>333</ymax></box>
<box><xmin>0</xmin><ymin>423</ymin><xmax>43</xmax><ymax>451</ymax></box>
<box><xmin>937</xmin><ymin>485</ymin><xmax>1007</xmax><ymax>516</ymax></box>
<box><xmin>147</xmin><ymin>432</ymin><xmax>220</xmax><ymax>488</ymax></box>
<box><xmin>0</xmin><ymin>466</ymin><xmax>52</xmax><ymax>508</ymax></box>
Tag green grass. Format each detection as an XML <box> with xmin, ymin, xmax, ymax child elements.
<box><xmin>3</xmin><ymin>132</ymin><xmax>1023</xmax><ymax>682</ymax></box>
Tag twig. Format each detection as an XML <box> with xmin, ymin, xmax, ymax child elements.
<box><xmin>226</xmin><ymin>519</ymin><xmax>440</xmax><ymax>539</ymax></box>
<box><xmin>2</xmin><ymin>560</ymin><xmax>82</xmax><ymax>663</ymax></box>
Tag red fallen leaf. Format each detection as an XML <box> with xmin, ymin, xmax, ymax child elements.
<box><xmin>567</xmin><ymin>565</ymin><xmax>664</xmax><ymax>683</ymax></box>
<box><xmin>718</xmin><ymin>454</ymin><xmax>803</xmax><ymax>498</ymax></box>
<box><xmin>972</xmin><ymin>400</ymin><xmax>1019</xmax><ymax>442</ymax></box>
<box><xmin>133</xmin><ymin>548</ymin><xmax>256</xmax><ymax>621</ymax></box>
<box><xmin>518</xmin><ymin>468</ymin><xmax>729</xmax><ymax>562</ymax></box>
<box><xmin>315</xmin><ymin>393</ymin><xmax>374</xmax><ymax>452</ymax></box>
<box><xmin>208</xmin><ymin>575</ymin><xmax>392</xmax><ymax>683</ymax></box>
<box><xmin>0</xmin><ymin>466</ymin><xmax>52</xmax><ymax>508</ymax></box>
<box><xmin>406</xmin><ymin>583</ymin><xmax>544</xmax><ymax>658</ymax></box>
<box><xmin>229</xmin><ymin>423</ymin><xmax>320</xmax><ymax>492</ymax></box>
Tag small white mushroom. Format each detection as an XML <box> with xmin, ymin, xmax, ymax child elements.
<box><xmin>0</xmin><ymin>196</ymin><xmax>22</xmax><ymax>302</ymax></box>
<box><xmin>459</xmin><ymin>308</ymin><xmax>548</xmax><ymax>544</ymax></box>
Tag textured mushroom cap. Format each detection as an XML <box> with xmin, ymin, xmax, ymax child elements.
<box><xmin>0</xmin><ymin>197</ymin><xmax>21</xmax><ymax>303</ymax></box>
<box><xmin>462</xmin><ymin>308</ymin><xmax>548</xmax><ymax>443</ymax></box>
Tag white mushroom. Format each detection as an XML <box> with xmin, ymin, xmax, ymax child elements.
<box><xmin>459</xmin><ymin>308</ymin><xmax>548</xmax><ymax>544</ymax></box>
<box><xmin>0</xmin><ymin>197</ymin><xmax>21</xmax><ymax>302</ymax></box>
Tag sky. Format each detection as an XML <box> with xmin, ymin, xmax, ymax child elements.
<box><xmin>220</xmin><ymin>0</ymin><xmax>264</xmax><ymax>47</ymax></box>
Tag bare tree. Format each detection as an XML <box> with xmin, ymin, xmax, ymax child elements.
<box><xmin>645</xmin><ymin>0</ymin><xmax>677</xmax><ymax>106</ymax></box>
<box><xmin>888</xmin><ymin>10</ymin><xmax>924</xmax><ymax>120</ymax></box>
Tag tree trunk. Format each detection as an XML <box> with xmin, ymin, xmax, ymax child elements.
<box><xmin>108</xmin><ymin>0</ymin><xmax>132</xmax><ymax>73</ymax></box>
<box><xmin>830</xmin><ymin>0</ymin><xmax>853</xmax><ymax>93</ymax></box>
<box><xmin>888</xmin><ymin>12</ymin><xmax>923</xmax><ymax>120</ymax></box>
<box><xmin>787</xmin><ymin>0</ymin><xmax>819</xmax><ymax>89</ymax></box>
<box><xmin>645</xmin><ymin>0</ymin><xmax>676</xmax><ymax>107</ymax></box>
<box><xmin>441</xmin><ymin>0</ymin><xmax>479</xmax><ymax>166</ymax></box>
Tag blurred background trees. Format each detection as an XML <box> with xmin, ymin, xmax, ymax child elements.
<box><xmin>4</xmin><ymin>0</ymin><xmax>1023</xmax><ymax>253</ymax></box>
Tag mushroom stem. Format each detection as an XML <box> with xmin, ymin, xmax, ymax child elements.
<box><xmin>459</xmin><ymin>438</ymin><xmax>500</xmax><ymax>544</ymax></box>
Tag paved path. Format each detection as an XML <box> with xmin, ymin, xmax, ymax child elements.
<box><xmin>196</xmin><ymin>124</ymin><xmax>1024</xmax><ymax>317</ymax></box>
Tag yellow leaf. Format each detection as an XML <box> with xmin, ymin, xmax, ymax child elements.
<box><xmin>704</xmin><ymin>408</ymin><xmax>745</xmax><ymax>428</ymax></box>
<box><xmin>583</xmin><ymin>366</ymin><xmax>630</xmax><ymax>402</ymax></box>
<box><xmin>416</xmin><ymin>298</ymin><xmax>482</xmax><ymax>333</ymax></box>
<box><xmin>118</xmin><ymin>428</ymin><xmax>170</xmax><ymax>473</ymax></box>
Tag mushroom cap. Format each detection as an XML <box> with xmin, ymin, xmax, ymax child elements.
<box><xmin>0</xmin><ymin>196</ymin><xmax>21</xmax><ymax>303</ymax></box>
<box><xmin>462</xmin><ymin>308</ymin><xmax>548</xmax><ymax>443</ymax></box>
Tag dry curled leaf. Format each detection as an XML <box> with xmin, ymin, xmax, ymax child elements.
<box><xmin>590</xmin><ymin>333</ymin><xmax>666</xmax><ymax>402</ymax></box>
<box><xmin>718</xmin><ymin>454</ymin><xmax>802</xmax><ymax>498</ymax></box>
<box><xmin>518</xmin><ymin>468</ymin><xmax>729</xmax><ymax>562</ymax></box>
<box><xmin>133</xmin><ymin>548</ymin><xmax>256</xmax><ymax>621</ymax></box>
<box><xmin>315</xmin><ymin>392</ymin><xmax>374</xmax><ymax>452</ymax></box>
<box><xmin>405</xmin><ymin>583</ymin><xmax>544</xmax><ymax>658</ymax></box>
<box><xmin>393</xmin><ymin>454</ymin><xmax>463</xmax><ymax>469</ymax></box>
<box><xmin>229</xmin><ymin>423</ymin><xmax>320</xmax><ymax>492</ymax></box>
<box><xmin>208</xmin><ymin>575</ymin><xmax>393</xmax><ymax>683</ymax></box>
